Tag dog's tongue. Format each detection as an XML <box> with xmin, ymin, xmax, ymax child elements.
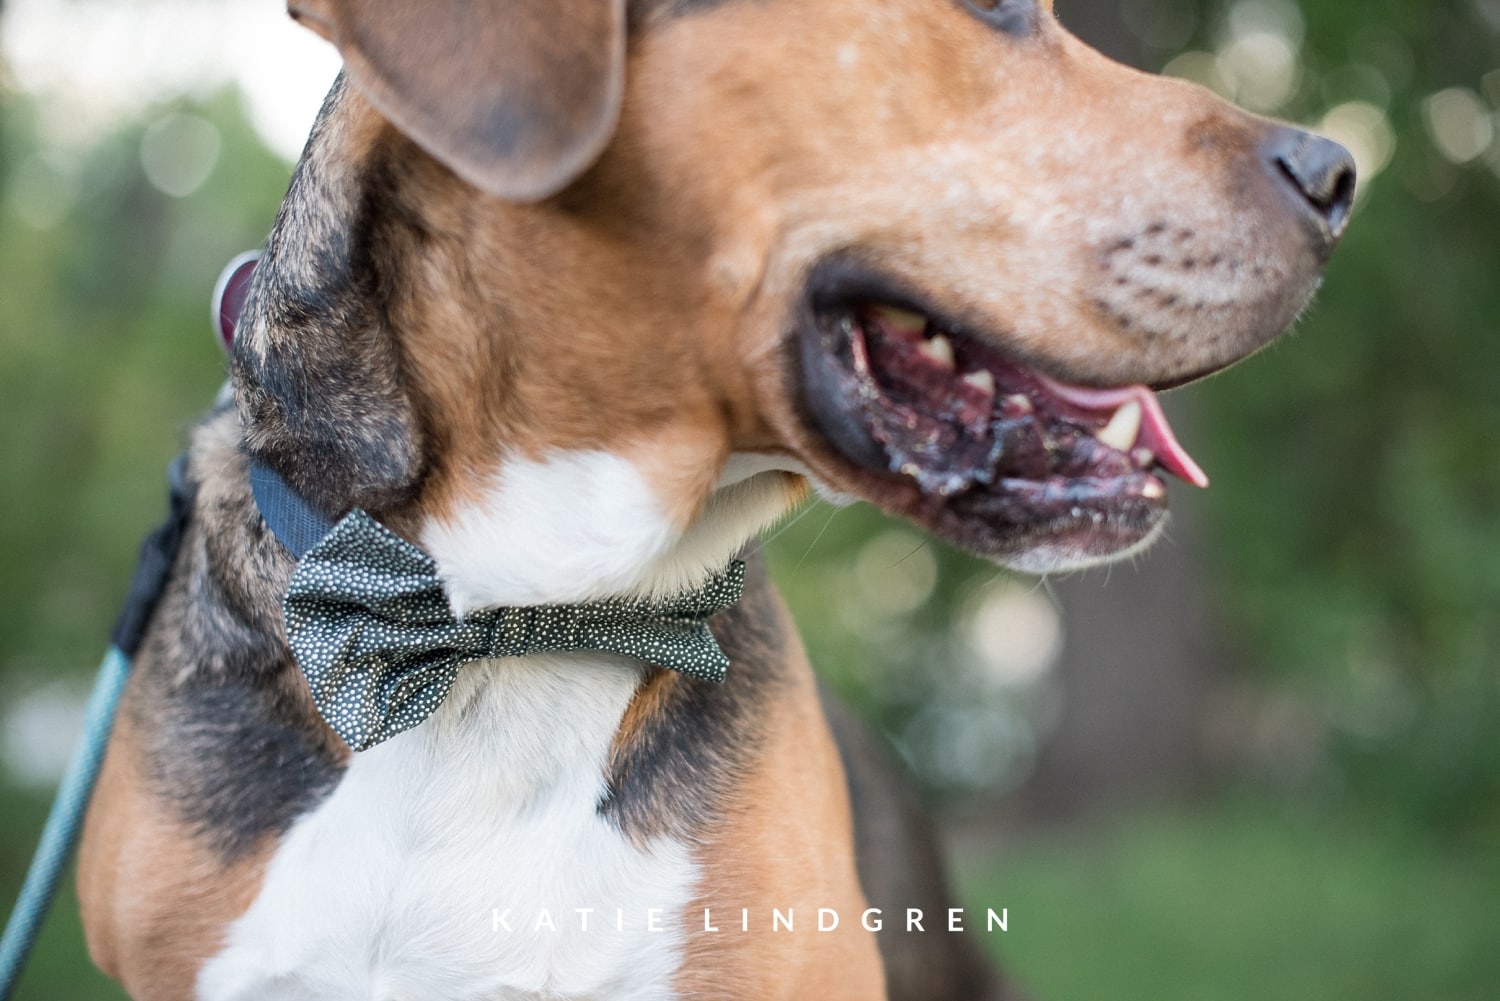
<box><xmin>1034</xmin><ymin>374</ymin><xmax>1210</xmax><ymax>488</ymax></box>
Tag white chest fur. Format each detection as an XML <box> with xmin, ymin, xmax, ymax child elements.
<box><xmin>196</xmin><ymin>655</ymin><xmax>699</xmax><ymax>1001</ymax></box>
<box><xmin>419</xmin><ymin>450</ymin><xmax>804</xmax><ymax>608</ymax></box>
<box><xmin>199</xmin><ymin>450</ymin><xmax>804</xmax><ymax>1000</ymax></box>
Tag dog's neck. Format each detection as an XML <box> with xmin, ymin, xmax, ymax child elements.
<box><xmin>236</xmin><ymin>78</ymin><xmax>809</xmax><ymax>610</ymax></box>
<box><xmin>419</xmin><ymin>450</ymin><xmax>804</xmax><ymax>611</ymax></box>
<box><xmin>377</xmin><ymin>156</ymin><xmax>804</xmax><ymax>610</ymax></box>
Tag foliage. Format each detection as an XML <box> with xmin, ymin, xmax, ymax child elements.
<box><xmin>1174</xmin><ymin>0</ymin><xmax>1500</xmax><ymax>844</ymax></box>
<box><xmin>0</xmin><ymin>89</ymin><xmax>290</xmax><ymax>685</ymax></box>
<box><xmin>964</xmin><ymin>792</ymin><xmax>1500</xmax><ymax>1001</ymax></box>
<box><xmin>0</xmin><ymin>89</ymin><xmax>285</xmax><ymax>998</ymax></box>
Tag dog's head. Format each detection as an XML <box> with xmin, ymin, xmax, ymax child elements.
<box><xmin>236</xmin><ymin>0</ymin><xmax>1352</xmax><ymax>604</ymax></box>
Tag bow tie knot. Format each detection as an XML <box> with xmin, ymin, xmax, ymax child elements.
<box><xmin>283</xmin><ymin>509</ymin><xmax>743</xmax><ymax>751</ymax></box>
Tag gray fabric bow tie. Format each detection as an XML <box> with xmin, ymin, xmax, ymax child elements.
<box><xmin>280</xmin><ymin>508</ymin><xmax>744</xmax><ymax>751</ymax></box>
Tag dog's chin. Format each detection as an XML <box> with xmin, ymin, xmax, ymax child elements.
<box><xmin>788</xmin><ymin>260</ymin><xmax>1217</xmax><ymax>575</ymax></box>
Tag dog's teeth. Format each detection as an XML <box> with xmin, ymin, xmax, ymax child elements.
<box><xmin>1141</xmin><ymin>478</ymin><xmax>1167</xmax><ymax>500</ymax></box>
<box><xmin>918</xmin><ymin>335</ymin><xmax>955</xmax><ymax>369</ymax></box>
<box><xmin>1095</xmin><ymin>400</ymin><xmax>1142</xmax><ymax>452</ymax></box>
<box><xmin>962</xmin><ymin>370</ymin><xmax>996</xmax><ymax>395</ymax></box>
<box><xmin>1131</xmin><ymin>446</ymin><xmax>1156</xmax><ymax>467</ymax></box>
<box><xmin>870</xmin><ymin>305</ymin><xmax>928</xmax><ymax>337</ymax></box>
<box><xmin>1004</xmin><ymin>394</ymin><xmax>1034</xmax><ymax>414</ymax></box>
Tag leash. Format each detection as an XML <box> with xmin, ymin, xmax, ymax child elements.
<box><xmin>0</xmin><ymin>456</ymin><xmax>195</xmax><ymax>1001</ymax></box>
<box><xmin>0</xmin><ymin>254</ymin><xmax>247</xmax><ymax>998</ymax></box>
<box><xmin>0</xmin><ymin>649</ymin><xmax>129</xmax><ymax>1000</ymax></box>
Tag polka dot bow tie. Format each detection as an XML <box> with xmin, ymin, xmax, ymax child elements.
<box><xmin>253</xmin><ymin>464</ymin><xmax>743</xmax><ymax>752</ymax></box>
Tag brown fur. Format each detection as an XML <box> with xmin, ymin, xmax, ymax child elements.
<box><xmin>230</xmin><ymin>0</ymin><xmax>1337</xmax><ymax>547</ymax></box>
<box><xmin>289</xmin><ymin>0</ymin><xmax>627</xmax><ymax>201</ymax></box>
<box><xmin>78</xmin><ymin>711</ymin><xmax>277</xmax><ymax>998</ymax></box>
<box><xmin>675</xmin><ymin>643</ymin><xmax>884</xmax><ymax>1000</ymax></box>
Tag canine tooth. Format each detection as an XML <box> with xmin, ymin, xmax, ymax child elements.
<box><xmin>918</xmin><ymin>335</ymin><xmax>955</xmax><ymax>368</ymax></box>
<box><xmin>1004</xmin><ymin>394</ymin><xmax>1034</xmax><ymax>414</ymax></box>
<box><xmin>1142</xmin><ymin>479</ymin><xmax>1167</xmax><ymax>500</ymax></box>
<box><xmin>1096</xmin><ymin>399</ymin><xmax>1142</xmax><ymax>452</ymax></box>
<box><xmin>870</xmin><ymin>305</ymin><xmax>927</xmax><ymax>336</ymax></box>
<box><xmin>962</xmin><ymin>370</ymin><xmax>996</xmax><ymax>395</ymax></box>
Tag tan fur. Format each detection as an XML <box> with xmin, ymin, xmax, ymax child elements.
<box><xmin>78</xmin><ymin>712</ymin><xmax>275</xmax><ymax>1001</ymax></box>
<box><xmin>79</xmin><ymin>416</ymin><xmax>349</xmax><ymax>1001</ymax></box>
<box><xmin>330</xmin><ymin>0</ymin><xmax>1323</xmax><ymax>540</ymax></box>
<box><xmin>675</xmin><ymin>636</ymin><xmax>884</xmax><ymax>1000</ymax></box>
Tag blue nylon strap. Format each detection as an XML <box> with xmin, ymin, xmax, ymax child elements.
<box><xmin>249</xmin><ymin>461</ymin><xmax>336</xmax><ymax>560</ymax></box>
<box><xmin>0</xmin><ymin>647</ymin><xmax>131</xmax><ymax>1001</ymax></box>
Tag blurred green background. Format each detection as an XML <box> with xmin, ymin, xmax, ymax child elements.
<box><xmin>2</xmin><ymin>1</ymin><xmax>1497</xmax><ymax>998</ymax></box>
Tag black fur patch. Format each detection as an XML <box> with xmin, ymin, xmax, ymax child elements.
<box><xmin>234</xmin><ymin>75</ymin><xmax>426</xmax><ymax>521</ymax></box>
<box><xmin>599</xmin><ymin>555</ymin><xmax>790</xmax><ymax>843</ymax></box>
<box><xmin>628</xmin><ymin>0</ymin><xmax>738</xmax><ymax>30</ymax></box>
<box><xmin>137</xmin><ymin>658</ymin><xmax>343</xmax><ymax>861</ymax></box>
<box><xmin>131</xmin><ymin>421</ymin><xmax>345</xmax><ymax>860</ymax></box>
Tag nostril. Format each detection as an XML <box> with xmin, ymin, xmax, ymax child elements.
<box><xmin>1275</xmin><ymin>146</ymin><xmax>1356</xmax><ymax>232</ymax></box>
<box><xmin>1263</xmin><ymin>127</ymin><xmax>1358</xmax><ymax>241</ymax></box>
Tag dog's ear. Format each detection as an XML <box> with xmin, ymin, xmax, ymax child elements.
<box><xmin>288</xmin><ymin>0</ymin><xmax>628</xmax><ymax>202</ymax></box>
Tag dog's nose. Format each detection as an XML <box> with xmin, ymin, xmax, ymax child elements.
<box><xmin>1261</xmin><ymin>126</ymin><xmax>1357</xmax><ymax>244</ymax></box>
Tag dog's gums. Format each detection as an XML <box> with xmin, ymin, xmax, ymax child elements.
<box><xmin>796</xmin><ymin>268</ymin><xmax>1214</xmax><ymax>569</ymax></box>
<box><xmin>836</xmin><ymin>303</ymin><xmax>1205</xmax><ymax>494</ymax></box>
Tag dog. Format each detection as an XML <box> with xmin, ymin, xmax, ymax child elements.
<box><xmin>74</xmin><ymin>0</ymin><xmax>1353</xmax><ymax>998</ymax></box>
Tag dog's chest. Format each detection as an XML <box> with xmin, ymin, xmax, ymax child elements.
<box><xmin>195</xmin><ymin>656</ymin><xmax>699</xmax><ymax>1001</ymax></box>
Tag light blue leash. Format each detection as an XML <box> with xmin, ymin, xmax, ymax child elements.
<box><xmin>0</xmin><ymin>647</ymin><xmax>131</xmax><ymax>1000</ymax></box>
<box><xmin>0</xmin><ymin>452</ymin><xmax>192</xmax><ymax>1000</ymax></box>
<box><xmin>1</xmin><ymin>262</ymin><xmax>244</xmax><ymax>999</ymax></box>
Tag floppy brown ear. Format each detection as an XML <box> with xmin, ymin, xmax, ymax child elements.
<box><xmin>289</xmin><ymin>0</ymin><xmax>627</xmax><ymax>202</ymax></box>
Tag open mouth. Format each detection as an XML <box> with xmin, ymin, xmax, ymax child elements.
<box><xmin>795</xmin><ymin>263</ymin><xmax>1209</xmax><ymax>569</ymax></box>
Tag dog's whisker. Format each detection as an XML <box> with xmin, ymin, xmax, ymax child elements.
<box><xmin>788</xmin><ymin>505</ymin><xmax>841</xmax><ymax>579</ymax></box>
<box><xmin>886</xmin><ymin>536</ymin><xmax>932</xmax><ymax>569</ymax></box>
<box><xmin>744</xmin><ymin>497</ymin><xmax>818</xmax><ymax>557</ymax></box>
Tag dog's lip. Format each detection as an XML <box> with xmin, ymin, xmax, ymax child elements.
<box><xmin>799</xmin><ymin>263</ymin><xmax>1208</xmax><ymax>473</ymax></box>
<box><xmin>795</xmin><ymin>257</ymin><xmax>1209</xmax><ymax>486</ymax></box>
<box><xmin>829</xmin><ymin>305</ymin><xmax>1206</xmax><ymax>490</ymax></box>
